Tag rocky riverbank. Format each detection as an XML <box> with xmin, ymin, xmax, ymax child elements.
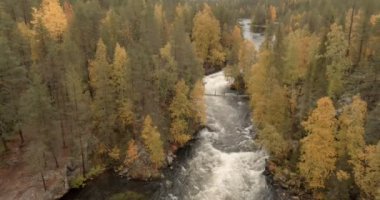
<box><xmin>263</xmin><ymin>160</ymin><xmax>313</xmax><ymax>200</ymax></box>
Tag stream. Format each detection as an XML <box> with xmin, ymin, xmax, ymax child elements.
<box><xmin>61</xmin><ymin>19</ymin><xmax>272</xmax><ymax>200</ymax></box>
<box><xmin>155</xmin><ymin>69</ymin><xmax>272</xmax><ymax>199</ymax></box>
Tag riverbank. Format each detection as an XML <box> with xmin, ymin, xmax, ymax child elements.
<box><xmin>61</xmin><ymin>132</ymin><xmax>201</xmax><ymax>200</ymax></box>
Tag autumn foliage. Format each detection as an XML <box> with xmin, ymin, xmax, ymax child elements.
<box><xmin>299</xmin><ymin>97</ymin><xmax>337</xmax><ymax>190</ymax></box>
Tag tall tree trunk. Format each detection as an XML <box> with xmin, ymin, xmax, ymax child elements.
<box><xmin>60</xmin><ymin>119</ymin><xmax>67</xmax><ymax>148</ymax></box>
<box><xmin>56</xmin><ymin>92</ymin><xmax>67</xmax><ymax>149</ymax></box>
<box><xmin>86</xmin><ymin>60</ymin><xmax>95</xmax><ymax>100</ymax></box>
<box><xmin>18</xmin><ymin>129</ymin><xmax>25</xmax><ymax>146</ymax></box>
<box><xmin>356</xmin><ymin>25</ymin><xmax>367</xmax><ymax>65</ymax></box>
<box><xmin>22</xmin><ymin>0</ymin><xmax>28</xmax><ymax>24</ymax></box>
<box><xmin>80</xmin><ymin>135</ymin><xmax>86</xmax><ymax>177</ymax></box>
<box><xmin>347</xmin><ymin>4</ymin><xmax>356</xmax><ymax>57</ymax></box>
<box><xmin>51</xmin><ymin>149</ymin><xmax>59</xmax><ymax>169</ymax></box>
<box><xmin>41</xmin><ymin>172</ymin><xmax>47</xmax><ymax>191</ymax></box>
<box><xmin>43</xmin><ymin>152</ymin><xmax>47</xmax><ymax>169</ymax></box>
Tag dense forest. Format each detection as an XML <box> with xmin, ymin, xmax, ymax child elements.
<box><xmin>0</xmin><ymin>0</ymin><xmax>379</xmax><ymax>199</ymax></box>
<box><xmin>238</xmin><ymin>0</ymin><xmax>380</xmax><ymax>199</ymax></box>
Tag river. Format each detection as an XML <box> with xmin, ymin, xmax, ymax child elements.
<box><xmin>61</xmin><ymin>19</ymin><xmax>271</xmax><ymax>200</ymax></box>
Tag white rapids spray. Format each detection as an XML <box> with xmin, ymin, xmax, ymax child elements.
<box><xmin>187</xmin><ymin>72</ymin><xmax>270</xmax><ymax>200</ymax></box>
<box><xmin>156</xmin><ymin>19</ymin><xmax>271</xmax><ymax>200</ymax></box>
<box><xmin>239</xmin><ymin>19</ymin><xmax>265</xmax><ymax>50</ymax></box>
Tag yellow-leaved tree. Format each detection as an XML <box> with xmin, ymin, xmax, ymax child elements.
<box><xmin>124</xmin><ymin>139</ymin><xmax>139</xmax><ymax>166</ymax></box>
<box><xmin>283</xmin><ymin>29</ymin><xmax>319</xmax><ymax>84</ymax></box>
<box><xmin>141</xmin><ymin>116</ymin><xmax>165</xmax><ymax>168</ymax></box>
<box><xmin>269</xmin><ymin>5</ymin><xmax>277</xmax><ymax>22</ymax></box>
<box><xmin>32</xmin><ymin>0</ymin><xmax>68</xmax><ymax>40</ymax></box>
<box><xmin>339</xmin><ymin>96</ymin><xmax>380</xmax><ymax>199</ymax></box>
<box><xmin>247</xmin><ymin>50</ymin><xmax>288</xmax><ymax>132</ymax></box>
<box><xmin>352</xmin><ymin>142</ymin><xmax>380</xmax><ymax>199</ymax></box>
<box><xmin>192</xmin><ymin>4</ymin><xmax>225</xmax><ymax>71</ymax></box>
<box><xmin>337</xmin><ymin>95</ymin><xmax>367</xmax><ymax>160</ymax></box>
<box><xmin>238</xmin><ymin>40</ymin><xmax>256</xmax><ymax>83</ymax></box>
<box><xmin>170</xmin><ymin>80</ymin><xmax>192</xmax><ymax>146</ymax></box>
<box><xmin>324</xmin><ymin>23</ymin><xmax>351</xmax><ymax>98</ymax></box>
<box><xmin>111</xmin><ymin>43</ymin><xmax>134</xmax><ymax>129</ymax></box>
<box><xmin>111</xmin><ymin>43</ymin><xmax>129</xmax><ymax>101</ymax></box>
<box><xmin>299</xmin><ymin>97</ymin><xmax>337</xmax><ymax>190</ymax></box>
<box><xmin>190</xmin><ymin>80</ymin><xmax>206</xmax><ymax>125</ymax></box>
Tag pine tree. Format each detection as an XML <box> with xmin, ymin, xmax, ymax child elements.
<box><xmin>154</xmin><ymin>42</ymin><xmax>178</xmax><ymax>103</ymax></box>
<box><xmin>0</xmin><ymin>13</ymin><xmax>27</xmax><ymax>150</ymax></box>
<box><xmin>141</xmin><ymin>115</ymin><xmax>165</xmax><ymax>168</ymax></box>
<box><xmin>171</xmin><ymin>6</ymin><xmax>203</xmax><ymax>85</ymax></box>
<box><xmin>154</xmin><ymin>3</ymin><xmax>169</xmax><ymax>46</ymax></box>
<box><xmin>345</xmin><ymin>8</ymin><xmax>364</xmax><ymax>64</ymax></box>
<box><xmin>89</xmin><ymin>39</ymin><xmax>114</xmax><ymax>145</ymax></box>
<box><xmin>21</xmin><ymin>66</ymin><xmax>60</xmax><ymax>168</ymax></box>
<box><xmin>64</xmin><ymin>41</ymin><xmax>92</xmax><ymax>176</ymax></box>
<box><xmin>299</xmin><ymin>97</ymin><xmax>337</xmax><ymax>190</ymax></box>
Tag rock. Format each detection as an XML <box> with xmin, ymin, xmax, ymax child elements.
<box><xmin>66</xmin><ymin>160</ymin><xmax>78</xmax><ymax>174</ymax></box>
<box><xmin>291</xmin><ymin>196</ymin><xmax>300</xmax><ymax>200</ymax></box>
<box><xmin>167</xmin><ymin>153</ymin><xmax>174</xmax><ymax>165</ymax></box>
<box><xmin>118</xmin><ymin>168</ymin><xmax>129</xmax><ymax>176</ymax></box>
<box><xmin>280</xmin><ymin>182</ymin><xmax>289</xmax><ymax>189</ymax></box>
<box><xmin>165</xmin><ymin>180</ymin><xmax>173</xmax><ymax>188</ymax></box>
<box><xmin>47</xmin><ymin>168</ymin><xmax>69</xmax><ymax>199</ymax></box>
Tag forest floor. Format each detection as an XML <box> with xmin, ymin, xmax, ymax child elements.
<box><xmin>0</xmin><ymin>138</ymin><xmax>69</xmax><ymax>200</ymax></box>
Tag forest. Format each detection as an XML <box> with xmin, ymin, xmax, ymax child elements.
<box><xmin>0</xmin><ymin>0</ymin><xmax>379</xmax><ymax>200</ymax></box>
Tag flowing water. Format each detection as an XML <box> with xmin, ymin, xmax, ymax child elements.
<box><xmin>61</xmin><ymin>19</ymin><xmax>271</xmax><ymax>200</ymax></box>
<box><xmin>155</xmin><ymin>19</ymin><xmax>272</xmax><ymax>200</ymax></box>
<box><xmin>239</xmin><ymin>19</ymin><xmax>265</xmax><ymax>51</ymax></box>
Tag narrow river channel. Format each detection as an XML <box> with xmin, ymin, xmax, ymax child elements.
<box><xmin>154</xmin><ymin>18</ymin><xmax>271</xmax><ymax>200</ymax></box>
<box><xmin>61</xmin><ymin>19</ymin><xmax>272</xmax><ymax>200</ymax></box>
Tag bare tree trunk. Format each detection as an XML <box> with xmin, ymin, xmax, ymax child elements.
<box><xmin>56</xmin><ymin>91</ymin><xmax>67</xmax><ymax>149</ymax></box>
<box><xmin>86</xmin><ymin>60</ymin><xmax>95</xmax><ymax>100</ymax></box>
<box><xmin>22</xmin><ymin>0</ymin><xmax>28</xmax><ymax>24</ymax></box>
<box><xmin>60</xmin><ymin>119</ymin><xmax>67</xmax><ymax>149</ymax></box>
<box><xmin>41</xmin><ymin>172</ymin><xmax>47</xmax><ymax>191</ymax></box>
<box><xmin>80</xmin><ymin>135</ymin><xmax>86</xmax><ymax>177</ymax></box>
<box><xmin>51</xmin><ymin>150</ymin><xmax>59</xmax><ymax>169</ymax></box>
<box><xmin>347</xmin><ymin>4</ymin><xmax>356</xmax><ymax>57</ymax></box>
<box><xmin>43</xmin><ymin>152</ymin><xmax>47</xmax><ymax>169</ymax></box>
<box><xmin>18</xmin><ymin>129</ymin><xmax>25</xmax><ymax>146</ymax></box>
<box><xmin>356</xmin><ymin>25</ymin><xmax>367</xmax><ymax>64</ymax></box>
